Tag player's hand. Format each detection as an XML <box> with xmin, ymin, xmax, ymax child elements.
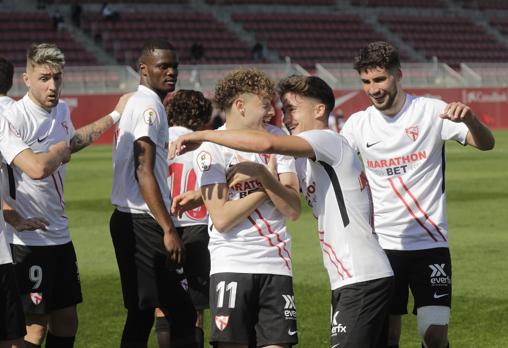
<box><xmin>168</xmin><ymin>131</ymin><xmax>206</xmax><ymax>159</ymax></box>
<box><xmin>114</xmin><ymin>92</ymin><xmax>134</xmax><ymax>115</ymax></box>
<box><xmin>440</xmin><ymin>102</ymin><xmax>476</xmax><ymax>125</ymax></box>
<box><xmin>11</xmin><ymin>217</ymin><xmax>49</xmax><ymax>232</ymax></box>
<box><xmin>171</xmin><ymin>190</ymin><xmax>203</xmax><ymax>218</ymax></box>
<box><xmin>49</xmin><ymin>141</ymin><xmax>71</xmax><ymax>164</ymax></box>
<box><xmin>163</xmin><ymin>230</ymin><xmax>185</xmax><ymax>267</ymax></box>
<box><xmin>226</xmin><ymin>160</ymin><xmax>267</xmax><ymax>188</ymax></box>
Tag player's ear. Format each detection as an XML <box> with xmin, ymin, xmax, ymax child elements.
<box><xmin>139</xmin><ymin>63</ymin><xmax>148</xmax><ymax>77</ymax></box>
<box><xmin>22</xmin><ymin>72</ymin><xmax>30</xmax><ymax>88</ymax></box>
<box><xmin>314</xmin><ymin>103</ymin><xmax>326</xmax><ymax>120</ymax></box>
<box><xmin>233</xmin><ymin>97</ymin><xmax>245</xmax><ymax>117</ymax></box>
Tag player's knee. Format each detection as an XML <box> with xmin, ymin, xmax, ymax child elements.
<box><xmin>25</xmin><ymin>323</ymin><xmax>47</xmax><ymax>345</ymax></box>
<box><xmin>417</xmin><ymin>306</ymin><xmax>449</xmax><ymax>348</ymax></box>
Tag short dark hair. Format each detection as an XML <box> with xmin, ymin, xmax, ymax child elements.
<box><xmin>277</xmin><ymin>75</ymin><xmax>335</xmax><ymax>115</ymax></box>
<box><xmin>166</xmin><ymin>90</ymin><xmax>212</xmax><ymax>131</ymax></box>
<box><xmin>139</xmin><ymin>39</ymin><xmax>175</xmax><ymax>62</ymax></box>
<box><xmin>353</xmin><ymin>41</ymin><xmax>400</xmax><ymax>73</ymax></box>
<box><xmin>0</xmin><ymin>57</ymin><xmax>14</xmax><ymax>94</ymax></box>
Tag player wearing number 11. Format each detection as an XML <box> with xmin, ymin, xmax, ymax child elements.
<box><xmin>169</xmin><ymin>75</ymin><xmax>394</xmax><ymax>348</ymax></box>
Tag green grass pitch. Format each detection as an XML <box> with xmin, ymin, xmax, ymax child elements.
<box><xmin>66</xmin><ymin>131</ymin><xmax>508</xmax><ymax>347</ymax></box>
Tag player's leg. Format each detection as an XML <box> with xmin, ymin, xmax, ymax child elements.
<box><xmin>0</xmin><ymin>263</ymin><xmax>27</xmax><ymax>348</ymax></box>
<box><xmin>255</xmin><ymin>274</ymin><xmax>297</xmax><ymax>348</ymax></box>
<box><xmin>110</xmin><ymin>210</ymin><xmax>154</xmax><ymax>347</ymax></box>
<box><xmin>410</xmin><ymin>248</ymin><xmax>452</xmax><ymax>348</ymax></box>
<box><xmin>24</xmin><ymin>315</ymin><xmax>48</xmax><ymax>346</ymax></box>
<box><xmin>45</xmin><ymin>242</ymin><xmax>82</xmax><ymax>347</ymax></box>
<box><xmin>330</xmin><ymin>276</ymin><xmax>393</xmax><ymax>348</ymax></box>
<box><xmin>383</xmin><ymin>250</ymin><xmax>411</xmax><ymax>348</ymax></box>
<box><xmin>210</xmin><ymin>273</ymin><xmax>255</xmax><ymax>348</ymax></box>
<box><xmin>179</xmin><ymin>225</ymin><xmax>210</xmax><ymax>348</ymax></box>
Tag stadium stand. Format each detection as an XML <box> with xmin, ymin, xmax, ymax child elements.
<box><xmin>206</xmin><ymin>0</ymin><xmax>334</xmax><ymax>5</ymax></box>
<box><xmin>231</xmin><ymin>13</ymin><xmax>412</xmax><ymax>69</ymax></box>
<box><xmin>379</xmin><ymin>15</ymin><xmax>508</xmax><ymax>67</ymax></box>
<box><xmin>82</xmin><ymin>11</ymin><xmax>255</xmax><ymax>66</ymax></box>
<box><xmin>0</xmin><ymin>12</ymin><xmax>98</xmax><ymax>66</ymax></box>
<box><xmin>351</xmin><ymin>0</ymin><xmax>447</xmax><ymax>8</ymax></box>
<box><xmin>461</xmin><ymin>0</ymin><xmax>508</xmax><ymax>10</ymax></box>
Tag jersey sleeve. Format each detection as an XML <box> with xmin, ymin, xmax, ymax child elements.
<box><xmin>275</xmin><ymin>154</ymin><xmax>296</xmax><ymax>174</ymax></box>
<box><xmin>131</xmin><ymin>99</ymin><xmax>162</xmax><ymax>143</ymax></box>
<box><xmin>441</xmin><ymin>118</ymin><xmax>469</xmax><ymax>145</ymax></box>
<box><xmin>340</xmin><ymin>113</ymin><xmax>359</xmax><ymax>152</ymax></box>
<box><xmin>193</xmin><ymin>142</ymin><xmax>226</xmax><ymax>188</ymax></box>
<box><xmin>0</xmin><ymin>117</ymin><xmax>30</xmax><ymax>165</ymax></box>
<box><xmin>297</xmin><ymin>130</ymin><xmax>342</xmax><ymax>166</ymax></box>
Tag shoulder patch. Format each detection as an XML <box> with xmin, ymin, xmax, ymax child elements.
<box><xmin>143</xmin><ymin>108</ymin><xmax>157</xmax><ymax>125</ymax></box>
<box><xmin>196</xmin><ymin>151</ymin><xmax>212</xmax><ymax>172</ymax></box>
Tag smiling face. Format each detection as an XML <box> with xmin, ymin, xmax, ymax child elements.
<box><xmin>23</xmin><ymin>63</ymin><xmax>63</xmax><ymax>111</ymax></box>
<box><xmin>359</xmin><ymin>66</ymin><xmax>404</xmax><ymax>115</ymax></box>
<box><xmin>140</xmin><ymin>49</ymin><xmax>179</xmax><ymax>98</ymax></box>
<box><xmin>281</xmin><ymin>92</ymin><xmax>324</xmax><ymax>135</ymax></box>
<box><xmin>236</xmin><ymin>92</ymin><xmax>274</xmax><ymax>129</ymax></box>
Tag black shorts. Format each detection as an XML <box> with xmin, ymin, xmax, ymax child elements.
<box><xmin>177</xmin><ymin>225</ymin><xmax>210</xmax><ymax>311</ymax></box>
<box><xmin>209</xmin><ymin>272</ymin><xmax>298</xmax><ymax>347</ymax></box>
<box><xmin>11</xmin><ymin>242</ymin><xmax>82</xmax><ymax>315</ymax></box>
<box><xmin>110</xmin><ymin>210</ymin><xmax>196</xmax><ymax>339</ymax></box>
<box><xmin>0</xmin><ymin>263</ymin><xmax>26</xmax><ymax>340</ymax></box>
<box><xmin>331</xmin><ymin>276</ymin><xmax>393</xmax><ymax>348</ymax></box>
<box><xmin>385</xmin><ymin>247</ymin><xmax>452</xmax><ymax>315</ymax></box>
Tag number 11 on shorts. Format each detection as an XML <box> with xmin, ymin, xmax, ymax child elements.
<box><xmin>216</xmin><ymin>281</ymin><xmax>237</xmax><ymax>308</ymax></box>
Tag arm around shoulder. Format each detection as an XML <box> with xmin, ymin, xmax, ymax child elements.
<box><xmin>12</xmin><ymin>141</ymin><xmax>70</xmax><ymax>180</ymax></box>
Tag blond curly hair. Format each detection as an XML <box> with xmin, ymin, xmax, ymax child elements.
<box><xmin>214</xmin><ymin>69</ymin><xmax>275</xmax><ymax>111</ymax></box>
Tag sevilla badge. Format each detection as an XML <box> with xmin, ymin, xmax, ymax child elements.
<box><xmin>30</xmin><ymin>292</ymin><xmax>43</xmax><ymax>305</ymax></box>
<box><xmin>215</xmin><ymin>315</ymin><xmax>229</xmax><ymax>331</ymax></box>
<box><xmin>405</xmin><ymin>126</ymin><xmax>419</xmax><ymax>142</ymax></box>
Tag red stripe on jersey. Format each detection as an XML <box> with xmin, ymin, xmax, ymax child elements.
<box><xmin>248</xmin><ymin>216</ymin><xmax>291</xmax><ymax>271</ymax></box>
<box><xmin>319</xmin><ymin>231</ymin><xmax>352</xmax><ymax>278</ymax></box>
<box><xmin>254</xmin><ymin>209</ymin><xmax>292</xmax><ymax>262</ymax></box>
<box><xmin>320</xmin><ymin>243</ymin><xmax>345</xmax><ymax>280</ymax></box>
<box><xmin>51</xmin><ymin>174</ymin><xmax>64</xmax><ymax>207</ymax></box>
<box><xmin>398</xmin><ymin>177</ymin><xmax>446</xmax><ymax>242</ymax></box>
<box><xmin>388</xmin><ymin>178</ymin><xmax>438</xmax><ymax>242</ymax></box>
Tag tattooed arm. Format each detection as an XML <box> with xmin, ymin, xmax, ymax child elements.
<box><xmin>70</xmin><ymin>93</ymin><xmax>133</xmax><ymax>153</ymax></box>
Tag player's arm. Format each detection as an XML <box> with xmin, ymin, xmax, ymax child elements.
<box><xmin>11</xmin><ymin>141</ymin><xmax>70</xmax><ymax>180</ymax></box>
<box><xmin>134</xmin><ymin>137</ymin><xmax>184</xmax><ymax>265</ymax></box>
<box><xmin>3</xmin><ymin>201</ymin><xmax>48</xmax><ymax>232</ymax></box>
<box><xmin>170</xmin><ymin>129</ymin><xmax>316</xmax><ymax>159</ymax></box>
<box><xmin>201</xmin><ymin>183</ymin><xmax>267</xmax><ymax>233</ymax></box>
<box><xmin>70</xmin><ymin>93</ymin><xmax>132</xmax><ymax>153</ymax></box>
<box><xmin>227</xmin><ymin>161</ymin><xmax>300</xmax><ymax>220</ymax></box>
<box><xmin>440</xmin><ymin>102</ymin><xmax>495</xmax><ymax>150</ymax></box>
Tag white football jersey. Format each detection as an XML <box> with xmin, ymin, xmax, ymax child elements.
<box><xmin>0</xmin><ymin>96</ymin><xmax>15</xmax><ymax>113</ymax></box>
<box><xmin>0</xmin><ymin>116</ymin><xmax>30</xmax><ymax>264</ymax></box>
<box><xmin>296</xmin><ymin>129</ymin><xmax>393</xmax><ymax>290</ymax></box>
<box><xmin>168</xmin><ymin>126</ymin><xmax>208</xmax><ymax>227</ymax></box>
<box><xmin>194</xmin><ymin>125</ymin><xmax>296</xmax><ymax>277</ymax></box>
<box><xmin>3</xmin><ymin>94</ymin><xmax>75</xmax><ymax>246</ymax></box>
<box><xmin>112</xmin><ymin>85</ymin><xmax>170</xmax><ymax>214</ymax></box>
<box><xmin>341</xmin><ymin>94</ymin><xmax>469</xmax><ymax>251</ymax></box>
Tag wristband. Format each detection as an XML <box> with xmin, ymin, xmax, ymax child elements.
<box><xmin>109</xmin><ymin>110</ymin><xmax>121</xmax><ymax>123</ymax></box>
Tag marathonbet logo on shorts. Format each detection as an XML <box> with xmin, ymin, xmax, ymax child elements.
<box><xmin>429</xmin><ymin>263</ymin><xmax>451</xmax><ymax>286</ymax></box>
<box><xmin>282</xmin><ymin>294</ymin><xmax>297</xmax><ymax>320</ymax></box>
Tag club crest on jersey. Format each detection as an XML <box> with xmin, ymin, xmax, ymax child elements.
<box><xmin>405</xmin><ymin>126</ymin><xmax>419</xmax><ymax>141</ymax></box>
<box><xmin>196</xmin><ymin>151</ymin><xmax>212</xmax><ymax>171</ymax></box>
<box><xmin>215</xmin><ymin>315</ymin><xmax>229</xmax><ymax>331</ymax></box>
<box><xmin>8</xmin><ymin>123</ymin><xmax>21</xmax><ymax>138</ymax></box>
<box><xmin>29</xmin><ymin>292</ymin><xmax>43</xmax><ymax>305</ymax></box>
<box><xmin>143</xmin><ymin>108</ymin><xmax>157</xmax><ymax>125</ymax></box>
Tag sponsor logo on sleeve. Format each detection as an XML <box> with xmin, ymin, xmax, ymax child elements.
<box><xmin>196</xmin><ymin>151</ymin><xmax>212</xmax><ymax>172</ymax></box>
<box><xmin>143</xmin><ymin>108</ymin><xmax>157</xmax><ymax>125</ymax></box>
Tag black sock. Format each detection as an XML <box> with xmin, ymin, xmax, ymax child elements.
<box><xmin>120</xmin><ymin>308</ymin><xmax>154</xmax><ymax>348</ymax></box>
<box><xmin>194</xmin><ymin>327</ymin><xmax>204</xmax><ymax>348</ymax></box>
<box><xmin>24</xmin><ymin>341</ymin><xmax>41</xmax><ymax>348</ymax></box>
<box><xmin>45</xmin><ymin>332</ymin><xmax>75</xmax><ymax>348</ymax></box>
<box><xmin>388</xmin><ymin>345</ymin><xmax>399</xmax><ymax>348</ymax></box>
<box><xmin>155</xmin><ymin>316</ymin><xmax>171</xmax><ymax>348</ymax></box>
